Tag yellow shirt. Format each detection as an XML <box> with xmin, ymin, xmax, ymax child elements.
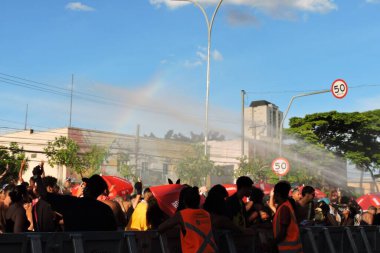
<box><xmin>126</xmin><ymin>201</ymin><xmax>148</xmax><ymax>231</ymax></box>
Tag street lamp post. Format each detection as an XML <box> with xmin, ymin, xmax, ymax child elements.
<box><xmin>279</xmin><ymin>89</ymin><xmax>330</xmax><ymax>157</ymax></box>
<box><xmin>173</xmin><ymin>0</ymin><xmax>223</xmax><ymax>156</ymax></box>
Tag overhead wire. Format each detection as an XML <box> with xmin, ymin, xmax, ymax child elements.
<box><xmin>1</xmin><ymin>72</ymin><xmax>378</xmax><ymax>138</ymax></box>
<box><xmin>244</xmin><ymin>84</ymin><xmax>380</xmax><ymax>95</ymax></box>
<box><xmin>0</xmin><ymin>72</ymin><xmax>242</xmax><ymax>125</ymax></box>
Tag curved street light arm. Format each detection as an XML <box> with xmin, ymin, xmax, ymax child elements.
<box><xmin>171</xmin><ymin>0</ymin><xmax>223</xmax><ymax>156</ymax></box>
<box><xmin>210</xmin><ymin>0</ymin><xmax>224</xmax><ymax>36</ymax></box>
<box><xmin>172</xmin><ymin>0</ymin><xmax>210</xmax><ymax>28</ymax></box>
<box><xmin>279</xmin><ymin>89</ymin><xmax>330</xmax><ymax>157</ymax></box>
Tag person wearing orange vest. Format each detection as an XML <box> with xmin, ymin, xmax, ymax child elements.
<box><xmin>273</xmin><ymin>181</ymin><xmax>303</xmax><ymax>253</ymax></box>
<box><xmin>158</xmin><ymin>186</ymin><xmax>217</xmax><ymax>253</ymax></box>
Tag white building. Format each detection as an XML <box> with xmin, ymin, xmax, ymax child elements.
<box><xmin>244</xmin><ymin>100</ymin><xmax>283</xmax><ymax>142</ymax></box>
<box><xmin>0</xmin><ymin>127</ymin><xmax>194</xmax><ymax>186</ymax></box>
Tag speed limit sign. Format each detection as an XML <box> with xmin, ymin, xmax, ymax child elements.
<box><xmin>331</xmin><ymin>79</ymin><xmax>348</xmax><ymax>99</ymax></box>
<box><xmin>271</xmin><ymin>157</ymin><xmax>290</xmax><ymax>177</ymax></box>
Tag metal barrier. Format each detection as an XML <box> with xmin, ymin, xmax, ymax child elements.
<box><xmin>0</xmin><ymin>226</ymin><xmax>380</xmax><ymax>253</ymax></box>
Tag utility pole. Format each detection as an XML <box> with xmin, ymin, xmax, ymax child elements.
<box><xmin>69</xmin><ymin>74</ymin><xmax>74</xmax><ymax>127</ymax></box>
<box><xmin>241</xmin><ymin>90</ymin><xmax>245</xmax><ymax>157</ymax></box>
<box><xmin>24</xmin><ymin>104</ymin><xmax>28</xmax><ymax>130</ymax></box>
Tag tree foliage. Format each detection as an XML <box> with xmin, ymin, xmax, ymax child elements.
<box><xmin>176</xmin><ymin>144</ymin><xmax>214</xmax><ymax>186</ymax></box>
<box><xmin>287</xmin><ymin>110</ymin><xmax>380</xmax><ymax>190</ymax></box>
<box><xmin>82</xmin><ymin>145</ymin><xmax>107</xmax><ymax>177</ymax></box>
<box><xmin>45</xmin><ymin>136</ymin><xmax>113</xmax><ymax>178</ymax></box>
<box><xmin>164</xmin><ymin>130</ymin><xmax>225</xmax><ymax>142</ymax></box>
<box><xmin>116</xmin><ymin>152</ymin><xmax>137</xmax><ymax>181</ymax></box>
<box><xmin>235</xmin><ymin>156</ymin><xmax>273</xmax><ymax>183</ymax></box>
<box><xmin>0</xmin><ymin>142</ymin><xmax>26</xmax><ymax>184</ymax></box>
<box><xmin>44</xmin><ymin>136</ymin><xmax>83</xmax><ymax>176</ymax></box>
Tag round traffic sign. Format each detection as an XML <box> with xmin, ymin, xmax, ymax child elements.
<box><xmin>271</xmin><ymin>157</ymin><xmax>290</xmax><ymax>177</ymax></box>
<box><xmin>331</xmin><ymin>79</ymin><xmax>348</xmax><ymax>99</ymax></box>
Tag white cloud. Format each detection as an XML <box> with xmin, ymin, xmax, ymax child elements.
<box><xmin>196</xmin><ymin>50</ymin><xmax>207</xmax><ymax>61</ymax></box>
<box><xmin>150</xmin><ymin>0</ymin><xmax>189</xmax><ymax>9</ymax></box>
<box><xmin>65</xmin><ymin>2</ymin><xmax>95</xmax><ymax>12</ymax></box>
<box><xmin>184</xmin><ymin>47</ymin><xmax>223</xmax><ymax>68</ymax></box>
<box><xmin>212</xmin><ymin>50</ymin><xmax>223</xmax><ymax>61</ymax></box>
<box><xmin>184</xmin><ymin>60</ymin><xmax>203</xmax><ymax>67</ymax></box>
<box><xmin>366</xmin><ymin>0</ymin><xmax>380</xmax><ymax>3</ymax></box>
<box><xmin>227</xmin><ymin>9</ymin><xmax>260</xmax><ymax>26</ymax></box>
<box><xmin>151</xmin><ymin>0</ymin><xmax>337</xmax><ymax>19</ymax></box>
<box><xmin>197</xmin><ymin>47</ymin><xmax>223</xmax><ymax>61</ymax></box>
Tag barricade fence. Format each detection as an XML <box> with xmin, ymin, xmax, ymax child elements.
<box><xmin>0</xmin><ymin>226</ymin><xmax>379</xmax><ymax>253</ymax></box>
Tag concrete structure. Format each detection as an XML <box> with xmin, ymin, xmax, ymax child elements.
<box><xmin>0</xmin><ymin>127</ymin><xmax>245</xmax><ymax>186</ymax></box>
<box><xmin>0</xmin><ymin>128</ymin><xmax>69</xmax><ymax>183</ymax></box>
<box><xmin>244</xmin><ymin>100</ymin><xmax>283</xmax><ymax>142</ymax></box>
<box><xmin>208</xmin><ymin>139</ymin><xmax>242</xmax><ymax>185</ymax></box>
<box><xmin>0</xmin><ymin>127</ymin><xmax>195</xmax><ymax>186</ymax></box>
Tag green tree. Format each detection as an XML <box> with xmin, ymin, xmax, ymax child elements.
<box><xmin>235</xmin><ymin>156</ymin><xmax>275</xmax><ymax>183</ymax></box>
<box><xmin>176</xmin><ymin>144</ymin><xmax>214</xmax><ymax>186</ymax></box>
<box><xmin>164</xmin><ymin>130</ymin><xmax>174</xmax><ymax>140</ymax></box>
<box><xmin>164</xmin><ymin>130</ymin><xmax>225</xmax><ymax>142</ymax></box>
<box><xmin>44</xmin><ymin>136</ymin><xmax>84</xmax><ymax>177</ymax></box>
<box><xmin>284</xmin><ymin>135</ymin><xmax>345</xmax><ymax>188</ymax></box>
<box><xmin>116</xmin><ymin>152</ymin><xmax>137</xmax><ymax>181</ymax></box>
<box><xmin>0</xmin><ymin>142</ymin><xmax>26</xmax><ymax>184</ymax></box>
<box><xmin>208</xmin><ymin>131</ymin><xmax>225</xmax><ymax>141</ymax></box>
<box><xmin>190</xmin><ymin>132</ymin><xmax>204</xmax><ymax>142</ymax></box>
<box><xmin>288</xmin><ymin>110</ymin><xmax>380</xmax><ymax>191</ymax></box>
<box><xmin>82</xmin><ymin>145</ymin><xmax>107</xmax><ymax>177</ymax></box>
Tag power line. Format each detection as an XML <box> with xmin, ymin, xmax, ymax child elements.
<box><xmin>0</xmin><ymin>72</ymin><xmax>70</xmax><ymax>92</ymax></box>
<box><xmin>244</xmin><ymin>84</ymin><xmax>380</xmax><ymax>95</ymax></box>
<box><xmin>0</xmin><ymin>72</ymin><xmax>242</xmax><ymax>124</ymax></box>
<box><xmin>0</xmin><ymin>77</ymin><xmax>69</xmax><ymax>97</ymax></box>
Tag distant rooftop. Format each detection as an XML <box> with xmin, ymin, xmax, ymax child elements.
<box><xmin>249</xmin><ymin>100</ymin><xmax>278</xmax><ymax>108</ymax></box>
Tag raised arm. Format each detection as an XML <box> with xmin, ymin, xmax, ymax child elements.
<box><xmin>268</xmin><ymin>189</ymin><xmax>276</xmax><ymax>213</ymax></box>
<box><xmin>132</xmin><ymin>181</ymin><xmax>143</xmax><ymax>209</ymax></box>
<box><xmin>34</xmin><ymin>166</ymin><xmax>74</xmax><ymax>215</ymax></box>
<box><xmin>40</xmin><ymin>160</ymin><xmax>45</xmax><ymax>178</ymax></box>
<box><xmin>18</xmin><ymin>160</ymin><xmax>26</xmax><ymax>183</ymax></box>
<box><xmin>0</xmin><ymin>164</ymin><xmax>9</xmax><ymax>180</ymax></box>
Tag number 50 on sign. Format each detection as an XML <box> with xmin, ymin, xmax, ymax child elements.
<box><xmin>331</xmin><ymin>79</ymin><xmax>348</xmax><ymax>99</ymax></box>
<box><xmin>271</xmin><ymin>158</ymin><xmax>290</xmax><ymax>177</ymax></box>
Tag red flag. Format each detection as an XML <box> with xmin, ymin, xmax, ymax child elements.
<box><xmin>150</xmin><ymin>184</ymin><xmax>187</xmax><ymax>217</ymax></box>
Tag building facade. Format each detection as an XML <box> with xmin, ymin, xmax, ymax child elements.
<box><xmin>244</xmin><ymin>100</ymin><xmax>283</xmax><ymax>142</ymax></box>
<box><xmin>0</xmin><ymin>127</ymin><xmax>196</xmax><ymax>186</ymax></box>
<box><xmin>0</xmin><ymin>127</ymin><xmax>248</xmax><ymax>187</ymax></box>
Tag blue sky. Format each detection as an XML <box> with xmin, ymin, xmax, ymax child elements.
<box><xmin>0</xmin><ymin>0</ymin><xmax>380</xmax><ymax>138</ymax></box>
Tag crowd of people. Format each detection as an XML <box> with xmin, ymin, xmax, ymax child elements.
<box><xmin>0</xmin><ymin>161</ymin><xmax>380</xmax><ymax>253</ymax></box>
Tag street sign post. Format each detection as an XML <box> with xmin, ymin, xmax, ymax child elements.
<box><xmin>331</xmin><ymin>79</ymin><xmax>348</xmax><ymax>99</ymax></box>
<box><xmin>271</xmin><ymin>157</ymin><xmax>290</xmax><ymax>177</ymax></box>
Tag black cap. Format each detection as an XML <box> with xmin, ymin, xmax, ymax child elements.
<box><xmin>85</xmin><ymin>175</ymin><xmax>108</xmax><ymax>197</ymax></box>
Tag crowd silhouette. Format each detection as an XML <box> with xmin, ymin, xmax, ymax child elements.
<box><xmin>0</xmin><ymin>160</ymin><xmax>379</xmax><ymax>253</ymax></box>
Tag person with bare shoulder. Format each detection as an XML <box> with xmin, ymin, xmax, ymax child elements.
<box><xmin>100</xmin><ymin>196</ymin><xmax>127</xmax><ymax>230</ymax></box>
